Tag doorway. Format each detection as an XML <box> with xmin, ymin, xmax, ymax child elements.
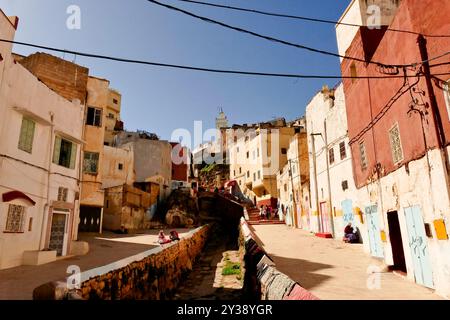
<box><xmin>319</xmin><ymin>201</ymin><xmax>331</xmax><ymax>234</ymax></box>
<box><xmin>387</xmin><ymin>211</ymin><xmax>407</xmax><ymax>273</ymax></box>
<box><xmin>49</xmin><ymin>212</ymin><xmax>68</xmax><ymax>256</ymax></box>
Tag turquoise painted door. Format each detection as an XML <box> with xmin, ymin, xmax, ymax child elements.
<box><xmin>404</xmin><ymin>206</ymin><xmax>434</xmax><ymax>288</ymax></box>
<box><xmin>342</xmin><ymin>199</ymin><xmax>354</xmax><ymax>224</ymax></box>
<box><xmin>365</xmin><ymin>205</ymin><xmax>384</xmax><ymax>258</ymax></box>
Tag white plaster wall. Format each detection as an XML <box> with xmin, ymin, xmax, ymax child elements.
<box><xmin>0</xmin><ymin>12</ymin><xmax>84</xmax><ymax>269</ymax></box>
<box><xmin>306</xmin><ymin>84</ymin><xmax>358</xmax><ymax>236</ymax></box>
<box><xmin>355</xmin><ymin>149</ymin><xmax>450</xmax><ymax>298</ymax></box>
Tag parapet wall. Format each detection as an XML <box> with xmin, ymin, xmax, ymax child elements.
<box><xmin>33</xmin><ymin>225</ymin><xmax>209</xmax><ymax>300</ymax></box>
<box><xmin>240</xmin><ymin>219</ymin><xmax>319</xmax><ymax>300</ymax></box>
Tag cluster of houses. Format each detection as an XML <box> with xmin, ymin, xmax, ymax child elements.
<box><xmin>0</xmin><ymin>10</ymin><xmax>189</xmax><ymax>270</ymax></box>
<box><xmin>198</xmin><ymin>0</ymin><xmax>449</xmax><ymax>298</ymax></box>
<box><xmin>1</xmin><ymin>0</ymin><xmax>450</xmax><ymax>299</ymax></box>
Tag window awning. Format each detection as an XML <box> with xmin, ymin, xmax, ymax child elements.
<box><xmin>2</xmin><ymin>191</ymin><xmax>36</xmax><ymax>206</ymax></box>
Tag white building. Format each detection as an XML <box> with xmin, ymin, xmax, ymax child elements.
<box><xmin>0</xmin><ymin>11</ymin><xmax>85</xmax><ymax>269</ymax></box>
<box><xmin>306</xmin><ymin>84</ymin><xmax>359</xmax><ymax>238</ymax></box>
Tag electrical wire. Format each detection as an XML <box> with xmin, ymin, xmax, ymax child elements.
<box><xmin>146</xmin><ymin>0</ymin><xmax>450</xmax><ymax>68</ymax></box>
<box><xmin>3</xmin><ymin>39</ymin><xmax>450</xmax><ymax>80</ymax></box>
<box><xmin>173</xmin><ymin>0</ymin><xmax>450</xmax><ymax>38</ymax></box>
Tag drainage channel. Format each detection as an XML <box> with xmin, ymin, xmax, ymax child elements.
<box><xmin>174</xmin><ymin>224</ymin><xmax>244</xmax><ymax>300</ymax></box>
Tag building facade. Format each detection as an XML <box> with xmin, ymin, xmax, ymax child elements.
<box><xmin>0</xmin><ymin>12</ymin><xmax>84</xmax><ymax>268</ymax></box>
<box><xmin>227</xmin><ymin>119</ymin><xmax>296</xmax><ymax>208</ymax></box>
<box><xmin>306</xmin><ymin>84</ymin><xmax>359</xmax><ymax>238</ymax></box>
<box><xmin>339</xmin><ymin>0</ymin><xmax>450</xmax><ymax>297</ymax></box>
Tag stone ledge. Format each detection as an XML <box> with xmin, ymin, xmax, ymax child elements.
<box><xmin>23</xmin><ymin>250</ymin><xmax>57</xmax><ymax>266</ymax></box>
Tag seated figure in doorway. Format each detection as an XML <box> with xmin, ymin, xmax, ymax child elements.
<box><xmin>343</xmin><ymin>223</ymin><xmax>359</xmax><ymax>243</ymax></box>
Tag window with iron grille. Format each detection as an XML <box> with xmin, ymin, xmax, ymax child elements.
<box><xmin>18</xmin><ymin>117</ymin><xmax>35</xmax><ymax>153</ymax></box>
<box><xmin>86</xmin><ymin>107</ymin><xmax>102</xmax><ymax>127</ymax></box>
<box><xmin>5</xmin><ymin>204</ymin><xmax>26</xmax><ymax>233</ymax></box>
<box><xmin>58</xmin><ymin>187</ymin><xmax>69</xmax><ymax>202</ymax></box>
<box><xmin>389</xmin><ymin>124</ymin><xmax>404</xmax><ymax>164</ymax></box>
<box><xmin>342</xmin><ymin>180</ymin><xmax>349</xmax><ymax>191</ymax></box>
<box><xmin>339</xmin><ymin>142</ymin><xmax>347</xmax><ymax>160</ymax></box>
<box><xmin>329</xmin><ymin>148</ymin><xmax>335</xmax><ymax>164</ymax></box>
<box><xmin>83</xmin><ymin>152</ymin><xmax>100</xmax><ymax>174</ymax></box>
<box><xmin>359</xmin><ymin>141</ymin><xmax>368</xmax><ymax>170</ymax></box>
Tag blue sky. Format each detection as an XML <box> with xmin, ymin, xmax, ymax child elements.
<box><xmin>0</xmin><ymin>0</ymin><xmax>350</xmax><ymax>143</ymax></box>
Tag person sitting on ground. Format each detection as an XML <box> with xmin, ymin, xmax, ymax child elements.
<box><xmin>158</xmin><ymin>230</ymin><xmax>171</xmax><ymax>244</ymax></box>
<box><xmin>343</xmin><ymin>223</ymin><xmax>359</xmax><ymax>243</ymax></box>
<box><xmin>169</xmin><ymin>230</ymin><xmax>180</xmax><ymax>242</ymax></box>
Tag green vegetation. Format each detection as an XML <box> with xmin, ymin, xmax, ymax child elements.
<box><xmin>222</xmin><ymin>261</ymin><xmax>241</xmax><ymax>276</ymax></box>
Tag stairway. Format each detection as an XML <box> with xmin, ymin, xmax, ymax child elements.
<box><xmin>246</xmin><ymin>208</ymin><xmax>285</xmax><ymax>226</ymax></box>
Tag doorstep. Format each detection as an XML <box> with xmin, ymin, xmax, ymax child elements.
<box><xmin>315</xmin><ymin>233</ymin><xmax>333</xmax><ymax>239</ymax></box>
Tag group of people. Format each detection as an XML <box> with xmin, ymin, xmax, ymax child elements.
<box><xmin>158</xmin><ymin>230</ymin><xmax>180</xmax><ymax>245</ymax></box>
<box><xmin>259</xmin><ymin>205</ymin><xmax>277</xmax><ymax>220</ymax></box>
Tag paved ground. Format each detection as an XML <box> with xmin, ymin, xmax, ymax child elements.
<box><xmin>252</xmin><ymin>224</ymin><xmax>443</xmax><ymax>300</ymax></box>
<box><xmin>0</xmin><ymin>229</ymin><xmax>192</xmax><ymax>300</ymax></box>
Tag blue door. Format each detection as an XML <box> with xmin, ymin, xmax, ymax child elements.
<box><xmin>365</xmin><ymin>205</ymin><xmax>384</xmax><ymax>258</ymax></box>
<box><xmin>342</xmin><ymin>199</ymin><xmax>354</xmax><ymax>224</ymax></box>
<box><xmin>404</xmin><ymin>206</ymin><xmax>434</xmax><ymax>288</ymax></box>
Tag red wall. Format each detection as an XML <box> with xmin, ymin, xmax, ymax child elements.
<box><xmin>170</xmin><ymin>143</ymin><xmax>188</xmax><ymax>182</ymax></box>
<box><xmin>341</xmin><ymin>0</ymin><xmax>450</xmax><ymax>188</ymax></box>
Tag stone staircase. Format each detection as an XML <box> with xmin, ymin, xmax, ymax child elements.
<box><xmin>246</xmin><ymin>208</ymin><xmax>285</xmax><ymax>226</ymax></box>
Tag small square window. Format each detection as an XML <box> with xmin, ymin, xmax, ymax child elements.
<box><xmin>113</xmin><ymin>98</ymin><xmax>119</xmax><ymax>105</ymax></box>
<box><xmin>86</xmin><ymin>107</ymin><xmax>102</xmax><ymax>127</ymax></box>
<box><xmin>58</xmin><ymin>187</ymin><xmax>68</xmax><ymax>202</ymax></box>
<box><xmin>83</xmin><ymin>152</ymin><xmax>100</xmax><ymax>174</ymax></box>
<box><xmin>281</xmin><ymin>148</ymin><xmax>287</xmax><ymax>155</ymax></box>
<box><xmin>118</xmin><ymin>163</ymin><xmax>124</xmax><ymax>170</ymax></box>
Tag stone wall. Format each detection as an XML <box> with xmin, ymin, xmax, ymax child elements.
<box><xmin>33</xmin><ymin>225</ymin><xmax>209</xmax><ymax>300</ymax></box>
<box><xmin>240</xmin><ymin>219</ymin><xmax>319</xmax><ymax>300</ymax></box>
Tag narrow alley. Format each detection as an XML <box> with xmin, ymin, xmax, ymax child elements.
<box><xmin>252</xmin><ymin>225</ymin><xmax>442</xmax><ymax>300</ymax></box>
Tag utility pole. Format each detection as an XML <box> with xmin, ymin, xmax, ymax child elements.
<box><xmin>324</xmin><ymin>120</ymin><xmax>336</xmax><ymax>238</ymax></box>
<box><xmin>311</xmin><ymin>133</ymin><xmax>321</xmax><ymax>233</ymax></box>
<box><xmin>288</xmin><ymin>158</ymin><xmax>299</xmax><ymax>228</ymax></box>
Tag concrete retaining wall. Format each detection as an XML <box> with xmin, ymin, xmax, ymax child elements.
<box><xmin>33</xmin><ymin>225</ymin><xmax>209</xmax><ymax>300</ymax></box>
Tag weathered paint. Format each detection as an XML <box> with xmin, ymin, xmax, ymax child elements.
<box><xmin>0</xmin><ymin>11</ymin><xmax>84</xmax><ymax>269</ymax></box>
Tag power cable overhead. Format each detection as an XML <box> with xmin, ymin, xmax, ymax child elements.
<box><xmin>3</xmin><ymin>38</ymin><xmax>450</xmax><ymax>80</ymax></box>
<box><xmin>174</xmin><ymin>0</ymin><xmax>450</xmax><ymax>38</ymax></box>
<box><xmin>146</xmin><ymin>0</ymin><xmax>450</xmax><ymax>68</ymax></box>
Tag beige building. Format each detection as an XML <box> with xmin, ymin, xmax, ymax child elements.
<box><xmin>17</xmin><ymin>51</ymin><xmax>121</xmax><ymax>234</ymax></box>
<box><xmin>104</xmin><ymin>89</ymin><xmax>122</xmax><ymax>146</ymax></box>
<box><xmin>227</xmin><ymin>119</ymin><xmax>296</xmax><ymax>208</ymax></box>
<box><xmin>0</xmin><ymin>12</ymin><xmax>85</xmax><ymax>269</ymax></box>
<box><xmin>115</xmin><ymin>131</ymin><xmax>172</xmax><ymax>201</ymax></box>
<box><xmin>276</xmin><ymin>127</ymin><xmax>309</xmax><ymax>228</ymax></box>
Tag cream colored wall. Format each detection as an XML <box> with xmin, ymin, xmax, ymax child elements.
<box><xmin>228</xmin><ymin>126</ymin><xmax>294</xmax><ymax>204</ymax></box>
<box><xmin>102</xmin><ymin>145</ymin><xmax>135</xmax><ymax>189</ymax></box>
<box><xmin>81</xmin><ymin>77</ymin><xmax>109</xmax><ymax>207</ymax></box>
<box><xmin>0</xmin><ymin>12</ymin><xmax>84</xmax><ymax>268</ymax></box>
<box><xmin>336</xmin><ymin>0</ymin><xmax>401</xmax><ymax>61</ymax></box>
<box><xmin>104</xmin><ymin>89</ymin><xmax>121</xmax><ymax>146</ymax></box>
